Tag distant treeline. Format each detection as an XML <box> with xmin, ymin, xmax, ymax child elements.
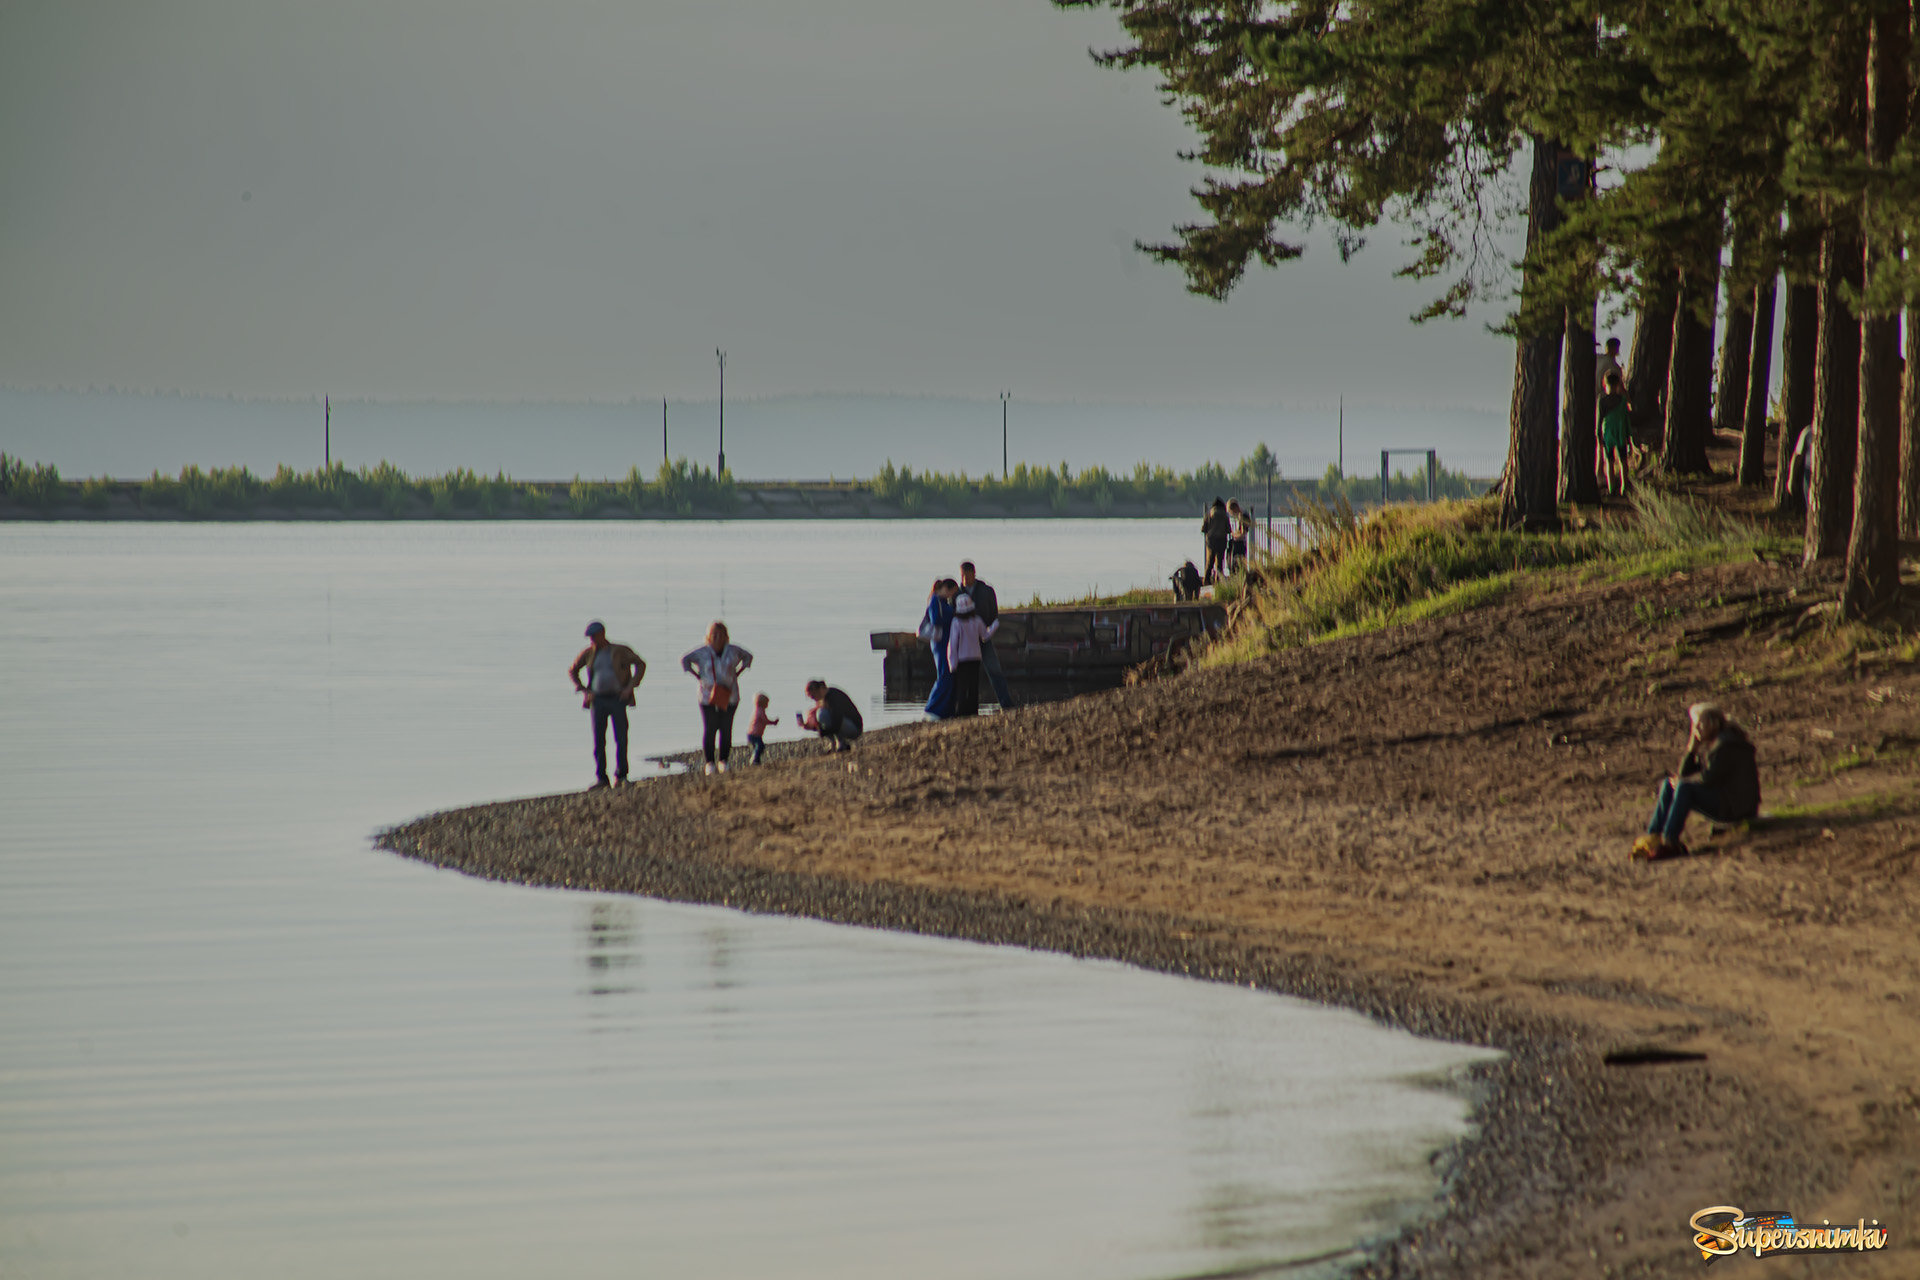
<box><xmin>0</xmin><ymin>449</ymin><xmax>1488</xmax><ymax>519</ymax></box>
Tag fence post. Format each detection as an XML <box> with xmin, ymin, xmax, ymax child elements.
<box><xmin>1380</xmin><ymin>451</ymin><xmax>1389</xmax><ymax>505</ymax></box>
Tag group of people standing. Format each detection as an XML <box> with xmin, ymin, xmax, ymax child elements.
<box><xmin>919</xmin><ymin>560</ymin><xmax>1016</xmax><ymax>719</ymax></box>
<box><xmin>566</xmin><ymin>620</ymin><xmax>862</xmax><ymax>788</ymax></box>
<box><xmin>1200</xmin><ymin>497</ymin><xmax>1255</xmax><ymax>584</ymax></box>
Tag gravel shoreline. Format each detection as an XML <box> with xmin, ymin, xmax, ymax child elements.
<box><xmin>380</xmin><ymin>561</ymin><xmax>1918</xmax><ymax>1277</ymax></box>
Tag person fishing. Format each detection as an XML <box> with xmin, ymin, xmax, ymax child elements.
<box><xmin>1634</xmin><ymin>702</ymin><xmax>1760</xmax><ymax>860</ymax></box>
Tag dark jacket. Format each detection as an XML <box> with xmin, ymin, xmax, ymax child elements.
<box><xmin>1682</xmin><ymin>725</ymin><xmax>1761</xmax><ymax>819</ymax></box>
<box><xmin>1201</xmin><ymin>506</ymin><xmax>1230</xmax><ymax>545</ymax></box>
<box><xmin>964</xmin><ymin>578</ymin><xmax>999</xmax><ymax>627</ymax></box>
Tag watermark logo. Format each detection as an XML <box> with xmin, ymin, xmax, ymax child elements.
<box><xmin>1689</xmin><ymin>1206</ymin><xmax>1890</xmax><ymax>1261</ymax></box>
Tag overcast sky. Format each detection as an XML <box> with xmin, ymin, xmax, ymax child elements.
<box><xmin>0</xmin><ymin>0</ymin><xmax>1528</xmax><ymax>409</ymax></box>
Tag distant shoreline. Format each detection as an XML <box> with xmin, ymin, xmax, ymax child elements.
<box><xmin>0</xmin><ymin>476</ymin><xmax>1492</xmax><ymax>523</ymax></box>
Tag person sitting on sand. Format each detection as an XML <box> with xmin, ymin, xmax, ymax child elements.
<box><xmin>798</xmin><ymin>679</ymin><xmax>863</xmax><ymax>751</ymax></box>
<box><xmin>745</xmin><ymin>692</ymin><xmax>775</xmax><ymax>765</ymax></box>
<box><xmin>1634</xmin><ymin>702</ymin><xmax>1760</xmax><ymax>860</ymax></box>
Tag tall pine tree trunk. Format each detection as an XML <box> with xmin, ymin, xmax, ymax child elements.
<box><xmin>1714</xmin><ymin>236</ymin><xmax>1757</xmax><ymax>441</ymax></box>
<box><xmin>1663</xmin><ymin>234</ymin><xmax>1721</xmax><ymax>475</ymax></box>
<box><xmin>1500</xmin><ymin>134</ymin><xmax>1565</xmax><ymax>530</ymax></box>
<box><xmin>1841</xmin><ymin>5</ymin><xmax>1910</xmax><ymax>618</ymax></box>
<box><xmin>1739</xmin><ymin>277</ymin><xmax>1778</xmax><ymax>486</ymax></box>
<box><xmin>1560</xmin><ymin>298</ymin><xmax>1601</xmax><ymax>504</ymax></box>
<box><xmin>1901</xmin><ymin>305</ymin><xmax>1920</xmax><ymax>536</ymax></box>
<box><xmin>1776</xmin><ymin>282</ymin><xmax>1820</xmax><ymax>510</ymax></box>
<box><xmin>1805</xmin><ymin>222</ymin><xmax>1866</xmax><ymax>562</ymax></box>
<box><xmin>1805</xmin><ymin>23</ymin><xmax>1871</xmax><ymax>564</ymax></box>
<box><xmin>1627</xmin><ymin>274</ymin><xmax>1677</xmax><ymax>443</ymax></box>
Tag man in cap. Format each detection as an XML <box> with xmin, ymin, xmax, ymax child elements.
<box><xmin>568</xmin><ymin>621</ymin><xmax>647</xmax><ymax>789</ymax></box>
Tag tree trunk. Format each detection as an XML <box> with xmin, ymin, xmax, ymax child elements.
<box><xmin>1663</xmin><ymin>242</ymin><xmax>1720</xmax><ymax>475</ymax></box>
<box><xmin>1775</xmin><ymin>282</ymin><xmax>1820</xmax><ymax>511</ymax></box>
<box><xmin>1805</xmin><ymin>224</ymin><xmax>1867</xmax><ymax>562</ymax></box>
<box><xmin>1627</xmin><ymin>274</ymin><xmax>1677</xmax><ymax>444</ymax></box>
<box><xmin>1500</xmin><ymin>134</ymin><xmax>1565</xmax><ymax>530</ymax></box>
<box><xmin>1841</xmin><ymin>5</ymin><xmax>1910</xmax><ymax>618</ymax></box>
<box><xmin>1739</xmin><ymin>278</ymin><xmax>1778</xmax><ymax>487</ymax></box>
<box><xmin>1901</xmin><ymin>305</ymin><xmax>1920</xmax><ymax>536</ymax></box>
<box><xmin>1714</xmin><ymin>240</ymin><xmax>1756</xmax><ymax>441</ymax></box>
<box><xmin>1560</xmin><ymin>298</ymin><xmax>1601</xmax><ymax>504</ymax></box>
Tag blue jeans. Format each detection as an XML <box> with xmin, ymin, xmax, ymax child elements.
<box><xmin>980</xmin><ymin>639</ymin><xmax>1014</xmax><ymax>709</ymax></box>
<box><xmin>1648</xmin><ymin>778</ymin><xmax>1730</xmax><ymax>841</ymax></box>
<box><xmin>591</xmin><ymin>695</ymin><xmax>629</xmax><ymax>784</ymax></box>
<box><xmin>816</xmin><ymin>706</ymin><xmax>862</xmax><ymax>747</ymax></box>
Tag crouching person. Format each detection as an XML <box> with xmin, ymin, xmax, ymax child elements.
<box><xmin>798</xmin><ymin>679</ymin><xmax>863</xmax><ymax>752</ymax></box>
<box><xmin>1635</xmin><ymin>702</ymin><xmax>1760</xmax><ymax>860</ymax></box>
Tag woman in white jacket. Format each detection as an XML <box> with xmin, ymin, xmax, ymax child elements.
<box><xmin>681</xmin><ymin>621</ymin><xmax>753</xmax><ymax>774</ymax></box>
<box><xmin>944</xmin><ymin>594</ymin><xmax>998</xmax><ymax>718</ymax></box>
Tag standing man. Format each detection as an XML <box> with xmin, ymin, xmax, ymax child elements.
<box><xmin>958</xmin><ymin>560</ymin><xmax>1015</xmax><ymax>710</ymax></box>
<box><xmin>1596</xmin><ymin>336</ymin><xmax>1624</xmax><ymax>391</ymax></box>
<box><xmin>568</xmin><ymin>620</ymin><xmax>646</xmax><ymax>790</ymax></box>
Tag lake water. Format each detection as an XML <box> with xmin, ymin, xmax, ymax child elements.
<box><xmin>0</xmin><ymin>520</ymin><xmax>1495</xmax><ymax>1280</ymax></box>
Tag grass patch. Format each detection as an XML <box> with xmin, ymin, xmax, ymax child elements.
<box><xmin>1196</xmin><ymin>487</ymin><xmax>1778</xmax><ymax>669</ymax></box>
<box><xmin>1764</xmin><ymin>788</ymin><xmax>1916</xmax><ymax>824</ymax></box>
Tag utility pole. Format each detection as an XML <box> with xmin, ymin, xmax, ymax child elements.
<box><xmin>324</xmin><ymin>396</ymin><xmax>330</xmax><ymax>469</ymax></box>
<box><xmin>715</xmin><ymin>349</ymin><xmax>727</xmax><ymax>476</ymax></box>
<box><xmin>1338</xmin><ymin>395</ymin><xmax>1344</xmax><ymax>478</ymax></box>
<box><xmin>662</xmin><ymin>398</ymin><xmax>668</xmax><ymax>466</ymax></box>
<box><xmin>1000</xmin><ymin>391</ymin><xmax>1010</xmax><ymax>480</ymax></box>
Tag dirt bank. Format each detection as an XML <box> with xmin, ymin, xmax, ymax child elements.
<box><xmin>382</xmin><ymin>558</ymin><xmax>1920</xmax><ymax>1278</ymax></box>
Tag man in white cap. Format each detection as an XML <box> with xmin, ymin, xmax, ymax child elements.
<box><xmin>567</xmin><ymin>621</ymin><xmax>646</xmax><ymax>789</ymax></box>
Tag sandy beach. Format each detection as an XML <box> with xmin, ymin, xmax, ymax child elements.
<box><xmin>382</xmin><ymin>557</ymin><xmax>1920</xmax><ymax>1278</ymax></box>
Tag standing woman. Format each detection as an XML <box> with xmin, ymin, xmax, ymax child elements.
<box><xmin>681</xmin><ymin>621</ymin><xmax>753</xmax><ymax>775</ymax></box>
<box><xmin>944</xmin><ymin>593</ymin><xmax>998</xmax><ymax>717</ymax></box>
<box><xmin>1226</xmin><ymin>499</ymin><xmax>1252</xmax><ymax>573</ymax></box>
<box><xmin>1200</xmin><ymin>497</ymin><xmax>1230</xmax><ymax>584</ymax></box>
<box><xmin>920</xmin><ymin>578</ymin><xmax>959</xmax><ymax>719</ymax></box>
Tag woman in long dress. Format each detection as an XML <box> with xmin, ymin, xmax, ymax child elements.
<box><xmin>920</xmin><ymin>578</ymin><xmax>958</xmax><ymax>718</ymax></box>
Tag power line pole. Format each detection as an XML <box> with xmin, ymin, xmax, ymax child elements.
<box><xmin>324</xmin><ymin>396</ymin><xmax>330</xmax><ymax>469</ymax></box>
<box><xmin>715</xmin><ymin>349</ymin><xmax>727</xmax><ymax>475</ymax></box>
<box><xmin>1338</xmin><ymin>395</ymin><xmax>1344</xmax><ymax>477</ymax></box>
<box><xmin>1000</xmin><ymin>391</ymin><xmax>1010</xmax><ymax>480</ymax></box>
<box><xmin>662</xmin><ymin>397</ymin><xmax>668</xmax><ymax>466</ymax></box>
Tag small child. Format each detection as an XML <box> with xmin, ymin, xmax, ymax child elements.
<box><xmin>745</xmin><ymin>693</ymin><xmax>774</xmax><ymax>764</ymax></box>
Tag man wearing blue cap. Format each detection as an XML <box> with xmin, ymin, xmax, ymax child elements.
<box><xmin>568</xmin><ymin>621</ymin><xmax>647</xmax><ymax>790</ymax></box>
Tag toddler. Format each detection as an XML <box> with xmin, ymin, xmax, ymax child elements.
<box><xmin>746</xmin><ymin>693</ymin><xmax>774</xmax><ymax>764</ymax></box>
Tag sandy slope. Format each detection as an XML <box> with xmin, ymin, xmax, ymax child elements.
<box><xmin>385</xmin><ymin>558</ymin><xmax>1920</xmax><ymax>1278</ymax></box>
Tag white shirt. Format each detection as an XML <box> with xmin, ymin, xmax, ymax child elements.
<box><xmin>946</xmin><ymin>615</ymin><xmax>999</xmax><ymax>668</ymax></box>
<box><xmin>681</xmin><ymin>642</ymin><xmax>753</xmax><ymax>704</ymax></box>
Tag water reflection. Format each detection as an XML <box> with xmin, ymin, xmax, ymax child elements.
<box><xmin>581</xmin><ymin>900</ymin><xmax>641</xmax><ymax>1000</ymax></box>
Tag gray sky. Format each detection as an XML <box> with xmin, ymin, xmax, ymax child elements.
<box><xmin>0</xmin><ymin>0</ymin><xmax>1529</xmax><ymax>411</ymax></box>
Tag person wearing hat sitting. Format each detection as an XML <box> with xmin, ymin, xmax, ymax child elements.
<box><xmin>1634</xmin><ymin>702</ymin><xmax>1760</xmax><ymax>860</ymax></box>
<box><xmin>944</xmin><ymin>593</ymin><xmax>1000</xmax><ymax>718</ymax></box>
<box><xmin>567</xmin><ymin>620</ymin><xmax>647</xmax><ymax>790</ymax></box>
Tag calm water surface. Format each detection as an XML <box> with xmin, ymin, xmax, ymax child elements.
<box><xmin>0</xmin><ymin>521</ymin><xmax>1495</xmax><ymax>1279</ymax></box>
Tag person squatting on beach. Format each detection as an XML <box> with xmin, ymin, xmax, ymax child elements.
<box><xmin>1597</xmin><ymin>368</ymin><xmax>1632</xmax><ymax>497</ymax></box>
<box><xmin>921</xmin><ymin>578</ymin><xmax>959</xmax><ymax>718</ymax></box>
<box><xmin>745</xmin><ymin>693</ymin><xmax>775</xmax><ymax>764</ymax></box>
<box><xmin>944</xmin><ymin>593</ymin><xmax>999</xmax><ymax>718</ymax></box>
<box><xmin>681</xmin><ymin>621</ymin><xmax>753</xmax><ymax>775</ymax></box>
<box><xmin>958</xmin><ymin>561</ymin><xmax>1015</xmax><ymax>710</ymax></box>
<box><xmin>798</xmin><ymin>679</ymin><xmax>863</xmax><ymax>751</ymax></box>
<box><xmin>1634</xmin><ymin>702</ymin><xmax>1760</xmax><ymax>860</ymax></box>
<box><xmin>1200</xmin><ymin>498</ymin><xmax>1231</xmax><ymax>584</ymax></box>
<box><xmin>567</xmin><ymin>620</ymin><xmax>646</xmax><ymax>790</ymax></box>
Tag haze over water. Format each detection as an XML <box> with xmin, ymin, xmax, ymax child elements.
<box><xmin>0</xmin><ymin>520</ymin><xmax>1497</xmax><ymax>1279</ymax></box>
